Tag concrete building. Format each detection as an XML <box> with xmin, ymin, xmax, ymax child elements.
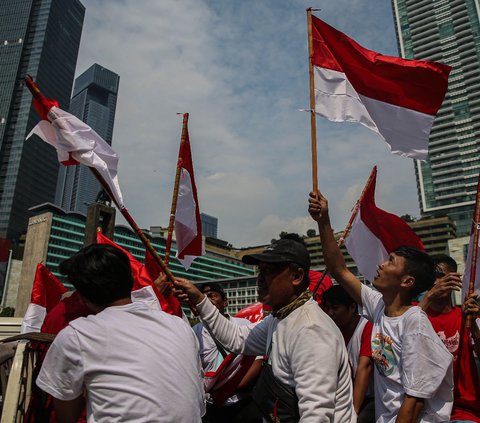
<box><xmin>56</xmin><ymin>64</ymin><xmax>120</xmax><ymax>214</ymax></box>
<box><xmin>14</xmin><ymin>203</ymin><xmax>253</xmax><ymax>315</ymax></box>
<box><xmin>0</xmin><ymin>0</ymin><xmax>85</xmax><ymax>243</ymax></box>
<box><xmin>408</xmin><ymin>215</ymin><xmax>457</xmax><ymax>256</ymax></box>
<box><xmin>392</xmin><ymin>0</ymin><xmax>480</xmax><ymax>236</ymax></box>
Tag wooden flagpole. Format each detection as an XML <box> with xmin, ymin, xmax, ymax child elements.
<box><xmin>307</xmin><ymin>7</ymin><xmax>319</xmax><ymax>194</ymax></box>
<box><xmin>24</xmin><ymin>77</ymin><xmax>176</xmax><ymax>285</ymax></box>
<box><xmin>313</xmin><ymin>166</ymin><xmax>377</xmax><ymax>295</ymax></box>
<box><xmin>466</xmin><ymin>173</ymin><xmax>480</xmax><ymax>328</ymax></box>
<box><xmin>164</xmin><ymin>113</ymin><xmax>189</xmax><ymax>264</ymax></box>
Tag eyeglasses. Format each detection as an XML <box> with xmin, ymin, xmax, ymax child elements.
<box><xmin>434</xmin><ymin>270</ymin><xmax>445</xmax><ymax>279</ymax></box>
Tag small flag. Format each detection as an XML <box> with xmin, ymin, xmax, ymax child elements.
<box><xmin>344</xmin><ymin>167</ymin><xmax>425</xmax><ymax>282</ymax></box>
<box><xmin>174</xmin><ymin>124</ymin><xmax>204</xmax><ymax>269</ymax></box>
<box><xmin>311</xmin><ymin>16</ymin><xmax>451</xmax><ymax>160</ymax></box>
<box><xmin>21</xmin><ymin>263</ymin><xmax>68</xmax><ymax>333</ymax></box>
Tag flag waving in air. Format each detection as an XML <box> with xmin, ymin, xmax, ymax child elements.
<box><xmin>21</xmin><ymin>263</ymin><xmax>68</xmax><ymax>333</ymax></box>
<box><xmin>310</xmin><ymin>16</ymin><xmax>451</xmax><ymax>160</ymax></box>
<box><xmin>344</xmin><ymin>167</ymin><xmax>425</xmax><ymax>282</ymax></box>
<box><xmin>25</xmin><ymin>76</ymin><xmax>123</xmax><ymax>207</ymax></box>
<box><xmin>174</xmin><ymin>121</ymin><xmax>204</xmax><ymax>270</ymax></box>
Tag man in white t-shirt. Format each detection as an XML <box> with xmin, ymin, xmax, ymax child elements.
<box><xmin>309</xmin><ymin>192</ymin><xmax>453</xmax><ymax>423</ymax></box>
<box><xmin>36</xmin><ymin>244</ymin><xmax>205</xmax><ymax>423</ymax></box>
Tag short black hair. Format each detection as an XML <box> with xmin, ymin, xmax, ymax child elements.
<box><xmin>59</xmin><ymin>244</ymin><xmax>134</xmax><ymax>307</ymax></box>
<box><xmin>200</xmin><ymin>282</ymin><xmax>226</xmax><ymax>300</ymax></box>
<box><xmin>322</xmin><ymin>285</ymin><xmax>356</xmax><ymax>308</ymax></box>
<box><xmin>394</xmin><ymin>246</ymin><xmax>435</xmax><ymax>298</ymax></box>
<box><xmin>433</xmin><ymin>254</ymin><xmax>458</xmax><ymax>273</ymax></box>
<box><xmin>281</xmin><ymin>233</ymin><xmax>310</xmax><ymax>289</ymax></box>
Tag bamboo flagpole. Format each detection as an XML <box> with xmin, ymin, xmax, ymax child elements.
<box><xmin>312</xmin><ymin>166</ymin><xmax>377</xmax><ymax>295</ymax></box>
<box><xmin>466</xmin><ymin>173</ymin><xmax>480</xmax><ymax>328</ymax></box>
<box><xmin>164</xmin><ymin>113</ymin><xmax>189</xmax><ymax>265</ymax></box>
<box><xmin>307</xmin><ymin>7</ymin><xmax>319</xmax><ymax>194</ymax></box>
<box><xmin>25</xmin><ymin>76</ymin><xmax>176</xmax><ymax>286</ymax></box>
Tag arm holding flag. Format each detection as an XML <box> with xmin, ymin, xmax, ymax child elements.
<box><xmin>308</xmin><ymin>191</ymin><xmax>363</xmax><ymax>305</ymax></box>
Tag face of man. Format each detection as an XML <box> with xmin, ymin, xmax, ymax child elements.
<box><xmin>323</xmin><ymin>301</ymin><xmax>357</xmax><ymax>330</ymax></box>
<box><xmin>432</xmin><ymin>262</ymin><xmax>452</xmax><ymax>300</ymax></box>
<box><xmin>202</xmin><ymin>286</ymin><xmax>227</xmax><ymax>313</ymax></box>
<box><xmin>372</xmin><ymin>252</ymin><xmax>411</xmax><ymax>294</ymax></box>
<box><xmin>257</xmin><ymin>262</ymin><xmax>304</xmax><ymax>312</ymax></box>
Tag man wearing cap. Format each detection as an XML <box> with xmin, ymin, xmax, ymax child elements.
<box><xmin>193</xmin><ymin>283</ymin><xmax>262</xmax><ymax>423</ymax></box>
<box><xmin>175</xmin><ymin>233</ymin><xmax>354</xmax><ymax>422</ymax></box>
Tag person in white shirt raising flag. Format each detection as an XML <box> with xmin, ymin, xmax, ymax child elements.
<box><xmin>309</xmin><ymin>191</ymin><xmax>453</xmax><ymax>423</ymax></box>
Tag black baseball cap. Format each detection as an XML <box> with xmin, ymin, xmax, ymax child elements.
<box><xmin>242</xmin><ymin>237</ymin><xmax>310</xmax><ymax>270</ymax></box>
<box><xmin>200</xmin><ymin>283</ymin><xmax>226</xmax><ymax>299</ymax></box>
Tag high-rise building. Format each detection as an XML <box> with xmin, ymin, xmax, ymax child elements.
<box><xmin>200</xmin><ymin>213</ymin><xmax>218</xmax><ymax>238</ymax></box>
<box><xmin>0</xmin><ymin>0</ymin><xmax>85</xmax><ymax>243</ymax></box>
<box><xmin>55</xmin><ymin>64</ymin><xmax>119</xmax><ymax>214</ymax></box>
<box><xmin>391</xmin><ymin>0</ymin><xmax>480</xmax><ymax>235</ymax></box>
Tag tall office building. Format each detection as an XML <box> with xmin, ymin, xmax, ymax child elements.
<box><xmin>55</xmin><ymin>64</ymin><xmax>120</xmax><ymax>214</ymax></box>
<box><xmin>392</xmin><ymin>0</ymin><xmax>480</xmax><ymax>235</ymax></box>
<box><xmin>0</xmin><ymin>0</ymin><xmax>85</xmax><ymax>243</ymax></box>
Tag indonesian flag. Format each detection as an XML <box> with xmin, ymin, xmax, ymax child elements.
<box><xmin>344</xmin><ymin>167</ymin><xmax>425</xmax><ymax>282</ymax></box>
<box><xmin>26</xmin><ymin>104</ymin><xmax>123</xmax><ymax>208</ymax></box>
<box><xmin>96</xmin><ymin>232</ymin><xmax>182</xmax><ymax>317</ymax></box>
<box><xmin>21</xmin><ymin>263</ymin><xmax>68</xmax><ymax>333</ymax></box>
<box><xmin>234</xmin><ymin>302</ymin><xmax>265</xmax><ymax>323</ymax></box>
<box><xmin>311</xmin><ymin>16</ymin><xmax>451</xmax><ymax>160</ymax></box>
<box><xmin>174</xmin><ymin>123</ymin><xmax>204</xmax><ymax>270</ymax></box>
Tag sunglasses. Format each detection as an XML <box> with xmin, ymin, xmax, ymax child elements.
<box><xmin>434</xmin><ymin>270</ymin><xmax>445</xmax><ymax>279</ymax></box>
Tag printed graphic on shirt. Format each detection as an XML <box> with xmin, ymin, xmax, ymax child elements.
<box><xmin>371</xmin><ymin>332</ymin><xmax>397</xmax><ymax>376</ymax></box>
<box><xmin>437</xmin><ymin>330</ymin><xmax>459</xmax><ymax>356</ymax></box>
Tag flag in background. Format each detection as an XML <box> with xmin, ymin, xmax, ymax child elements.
<box><xmin>344</xmin><ymin>167</ymin><xmax>425</xmax><ymax>282</ymax></box>
<box><xmin>174</xmin><ymin>125</ymin><xmax>204</xmax><ymax>270</ymax></box>
<box><xmin>21</xmin><ymin>263</ymin><xmax>68</xmax><ymax>333</ymax></box>
<box><xmin>311</xmin><ymin>16</ymin><xmax>451</xmax><ymax>160</ymax></box>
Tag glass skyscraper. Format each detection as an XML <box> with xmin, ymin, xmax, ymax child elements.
<box><xmin>0</xmin><ymin>0</ymin><xmax>85</xmax><ymax>243</ymax></box>
<box><xmin>55</xmin><ymin>64</ymin><xmax>120</xmax><ymax>214</ymax></box>
<box><xmin>392</xmin><ymin>0</ymin><xmax>480</xmax><ymax>235</ymax></box>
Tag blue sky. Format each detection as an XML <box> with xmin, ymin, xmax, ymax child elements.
<box><xmin>75</xmin><ymin>0</ymin><xmax>420</xmax><ymax>246</ymax></box>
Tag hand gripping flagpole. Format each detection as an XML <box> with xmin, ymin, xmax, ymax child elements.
<box><xmin>312</xmin><ymin>166</ymin><xmax>377</xmax><ymax>296</ymax></box>
<box><xmin>24</xmin><ymin>76</ymin><xmax>176</xmax><ymax>286</ymax></box>
<box><xmin>307</xmin><ymin>7</ymin><xmax>319</xmax><ymax>194</ymax></box>
<box><xmin>164</xmin><ymin>113</ymin><xmax>189</xmax><ymax>265</ymax></box>
<box><xmin>466</xmin><ymin>173</ymin><xmax>480</xmax><ymax>329</ymax></box>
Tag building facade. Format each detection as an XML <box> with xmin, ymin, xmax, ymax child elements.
<box><xmin>0</xmin><ymin>0</ymin><xmax>85</xmax><ymax>243</ymax></box>
<box><xmin>56</xmin><ymin>64</ymin><xmax>120</xmax><ymax>214</ymax></box>
<box><xmin>200</xmin><ymin>213</ymin><xmax>218</xmax><ymax>239</ymax></box>
<box><xmin>392</xmin><ymin>0</ymin><xmax>480</xmax><ymax>235</ymax></box>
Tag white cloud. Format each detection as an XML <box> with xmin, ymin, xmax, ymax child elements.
<box><xmin>75</xmin><ymin>0</ymin><xmax>420</xmax><ymax>247</ymax></box>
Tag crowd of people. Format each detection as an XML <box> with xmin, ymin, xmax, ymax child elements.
<box><xmin>33</xmin><ymin>192</ymin><xmax>480</xmax><ymax>422</ymax></box>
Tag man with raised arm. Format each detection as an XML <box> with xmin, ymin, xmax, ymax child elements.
<box><xmin>308</xmin><ymin>191</ymin><xmax>453</xmax><ymax>423</ymax></box>
<box><xmin>175</xmin><ymin>233</ymin><xmax>354</xmax><ymax>422</ymax></box>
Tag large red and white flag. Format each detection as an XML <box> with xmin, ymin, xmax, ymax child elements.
<box><xmin>311</xmin><ymin>16</ymin><xmax>451</xmax><ymax>160</ymax></box>
<box><xmin>344</xmin><ymin>167</ymin><xmax>425</xmax><ymax>282</ymax></box>
<box><xmin>26</xmin><ymin>98</ymin><xmax>123</xmax><ymax>208</ymax></box>
<box><xmin>174</xmin><ymin>125</ymin><xmax>204</xmax><ymax>270</ymax></box>
<box><xmin>21</xmin><ymin>263</ymin><xmax>68</xmax><ymax>333</ymax></box>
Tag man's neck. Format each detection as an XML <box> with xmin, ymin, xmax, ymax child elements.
<box><xmin>382</xmin><ymin>292</ymin><xmax>412</xmax><ymax>317</ymax></box>
<box><xmin>341</xmin><ymin>314</ymin><xmax>361</xmax><ymax>339</ymax></box>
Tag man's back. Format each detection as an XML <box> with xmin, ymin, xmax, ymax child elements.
<box><xmin>37</xmin><ymin>301</ymin><xmax>205</xmax><ymax>422</ymax></box>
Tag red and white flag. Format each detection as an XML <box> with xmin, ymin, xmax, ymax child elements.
<box><xmin>26</xmin><ymin>102</ymin><xmax>123</xmax><ymax>208</ymax></box>
<box><xmin>21</xmin><ymin>263</ymin><xmax>68</xmax><ymax>333</ymax></box>
<box><xmin>174</xmin><ymin>125</ymin><xmax>204</xmax><ymax>270</ymax></box>
<box><xmin>311</xmin><ymin>16</ymin><xmax>451</xmax><ymax>160</ymax></box>
<box><xmin>462</xmin><ymin>226</ymin><xmax>480</xmax><ymax>301</ymax></box>
<box><xmin>344</xmin><ymin>167</ymin><xmax>425</xmax><ymax>282</ymax></box>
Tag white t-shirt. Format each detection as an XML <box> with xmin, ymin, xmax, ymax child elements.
<box><xmin>37</xmin><ymin>301</ymin><xmax>205</xmax><ymax>423</ymax></box>
<box><xmin>361</xmin><ymin>285</ymin><xmax>453</xmax><ymax>423</ymax></box>
<box><xmin>193</xmin><ymin>316</ymin><xmax>252</xmax><ymax>405</ymax></box>
<box><xmin>196</xmin><ymin>297</ymin><xmax>354</xmax><ymax>423</ymax></box>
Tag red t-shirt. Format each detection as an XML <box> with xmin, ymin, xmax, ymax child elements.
<box><xmin>427</xmin><ymin>306</ymin><xmax>480</xmax><ymax>422</ymax></box>
<box><xmin>360</xmin><ymin>320</ymin><xmax>373</xmax><ymax>358</ymax></box>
